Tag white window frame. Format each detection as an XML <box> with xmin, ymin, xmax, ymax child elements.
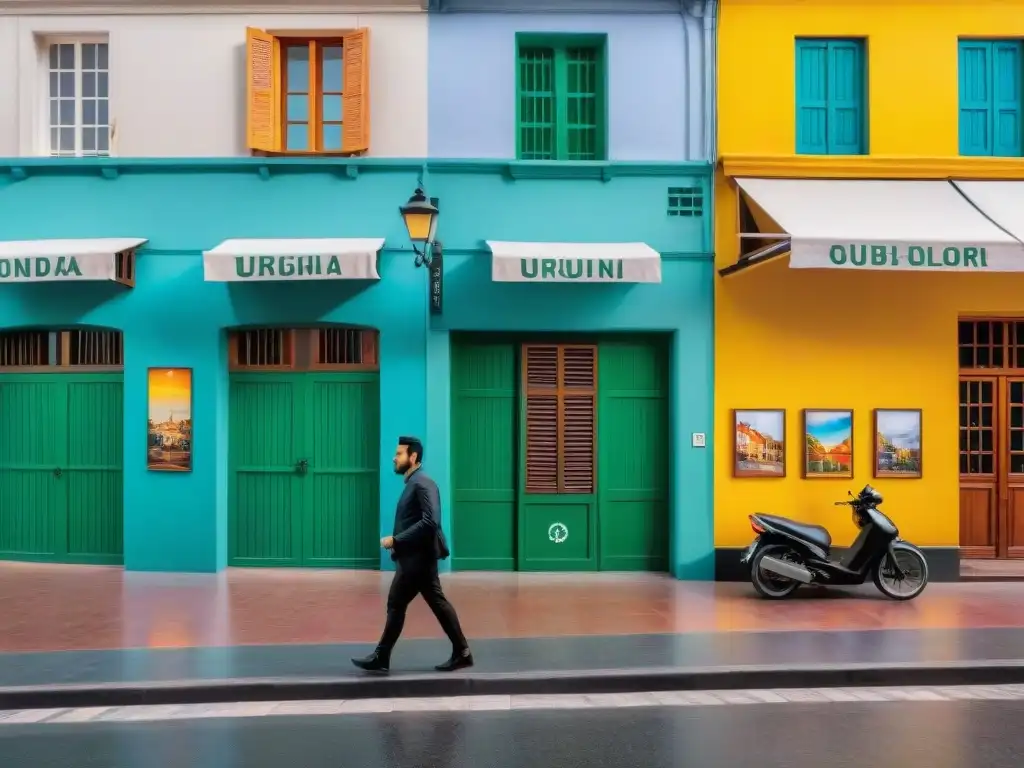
<box><xmin>38</xmin><ymin>34</ymin><xmax>112</xmax><ymax>158</ymax></box>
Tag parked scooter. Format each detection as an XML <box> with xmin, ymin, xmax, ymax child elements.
<box><xmin>740</xmin><ymin>484</ymin><xmax>929</xmax><ymax>600</ymax></box>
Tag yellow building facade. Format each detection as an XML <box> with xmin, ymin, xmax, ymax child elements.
<box><xmin>715</xmin><ymin>0</ymin><xmax>1024</xmax><ymax>581</ymax></box>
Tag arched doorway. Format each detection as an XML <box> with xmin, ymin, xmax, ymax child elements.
<box><xmin>227</xmin><ymin>326</ymin><xmax>381</xmax><ymax>568</ymax></box>
<box><xmin>0</xmin><ymin>328</ymin><xmax>124</xmax><ymax>564</ymax></box>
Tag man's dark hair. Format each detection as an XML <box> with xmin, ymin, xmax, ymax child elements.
<box><xmin>399</xmin><ymin>436</ymin><xmax>424</xmax><ymax>464</ymax></box>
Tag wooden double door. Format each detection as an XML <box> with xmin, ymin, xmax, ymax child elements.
<box><xmin>960</xmin><ymin>376</ymin><xmax>1024</xmax><ymax>558</ymax></box>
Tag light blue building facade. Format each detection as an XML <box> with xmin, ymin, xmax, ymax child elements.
<box><xmin>0</xmin><ymin>0</ymin><xmax>716</xmax><ymax>578</ymax></box>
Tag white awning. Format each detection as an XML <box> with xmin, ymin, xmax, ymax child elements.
<box><xmin>203</xmin><ymin>238</ymin><xmax>384</xmax><ymax>281</ymax></box>
<box><xmin>486</xmin><ymin>241</ymin><xmax>662</xmax><ymax>283</ymax></box>
<box><xmin>735</xmin><ymin>178</ymin><xmax>1024</xmax><ymax>271</ymax></box>
<box><xmin>953</xmin><ymin>182</ymin><xmax>1024</xmax><ymax>255</ymax></box>
<box><xmin>0</xmin><ymin>238</ymin><xmax>146</xmax><ymax>282</ymax></box>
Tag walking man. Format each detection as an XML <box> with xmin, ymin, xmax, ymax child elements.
<box><xmin>352</xmin><ymin>436</ymin><xmax>474</xmax><ymax>673</ymax></box>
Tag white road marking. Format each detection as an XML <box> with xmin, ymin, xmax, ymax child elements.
<box><xmin>4</xmin><ymin>684</ymin><xmax>1024</xmax><ymax>724</ymax></box>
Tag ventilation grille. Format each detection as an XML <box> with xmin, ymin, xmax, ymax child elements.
<box><xmin>233</xmin><ymin>329</ymin><xmax>292</xmax><ymax>368</ymax></box>
<box><xmin>67</xmin><ymin>330</ymin><xmax>122</xmax><ymax>366</ymax></box>
<box><xmin>0</xmin><ymin>331</ymin><xmax>49</xmax><ymax>367</ymax></box>
<box><xmin>315</xmin><ymin>328</ymin><xmax>369</xmax><ymax>366</ymax></box>
<box><xmin>668</xmin><ymin>186</ymin><xmax>704</xmax><ymax>217</ymax></box>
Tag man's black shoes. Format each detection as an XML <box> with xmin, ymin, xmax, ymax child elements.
<box><xmin>435</xmin><ymin>650</ymin><xmax>474</xmax><ymax>672</ymax></box>
<box><xmin>351</xmin><ymin>651</ymin><xmax>390</xmax><ymax>672</ymax></box>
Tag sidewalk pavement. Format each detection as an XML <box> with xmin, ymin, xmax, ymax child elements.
<box><xmin>3</xmin><ymin>563</ymin><xmax>1024</xmax><ymax>708</ymax></box>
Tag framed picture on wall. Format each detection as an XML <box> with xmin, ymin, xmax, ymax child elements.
<box><xmin>803</xmin><ymin>409</ymin><xmax>853</xmax><ymax>479</ymax></box>
<box><xmin>733</xmin><ymin>409</ymin><xmax>786</xmax><ymax>477</ymax></box>
<box><xmin>147</xmin><ymin>368</ymin><xmax>193</xmax><ymax>472</ymax></box>
<box><xmin>874</xmin><ymin>409</ymin><xmax>922</xmax><ymax>478</ymax></box>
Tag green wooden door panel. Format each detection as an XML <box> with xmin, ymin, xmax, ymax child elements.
<box><xmin>65</xmin><ymin>376</ymin><xmax>124</xmax><ymax>563</ymax></box>
<box><xmin>519</xmin><ymin>497</ymin><xmax>595</xmax><ymax>570</ymax></box>
<box><xmin>229</xmin><ymin>374</ymin><xmax>304</xmax><ymax>566</ymax></box>
<box><xmin>597</xmin><ymin>340</ymin><xmax>669</xmax><ymax>571</ymax></box>
<box><xmin>450</xmin><ymin>342</ymin><xmax>518</xmax><ymax>571</ymax></box>
<box><xmin>0</xmin><ymin>377</ymin><xmax>65</xmax><ymax>559</ymax></box>
<box><xmin>305</xmin><ymin>373</ymin><xmax>379</xmax><ymax>568</ymax></box>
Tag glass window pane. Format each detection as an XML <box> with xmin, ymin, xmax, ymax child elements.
<box><xmin>82</xmin><ymin>128</ymin><xmax>96</xmax><ymax>152</ymax></box>
<box><xmin>97</xmin><ymin>129</ymin><xmax>109</xmax><ymax>153</ymax></box>
<box><xmin>322</xmin><ymin>95</ymin><xmax>342</xmax><ymax>122</ymax></box>
<box><xmin>322</xmin><ymin>124</ymin><xmax>342</xmax><ymax>151</ymax></box>
<box><xmin>286</xmin><ymin>123</ymin><xmax>308</xmax><ymax>151</ymax></box>
<box><xmin>49</xmin><ymin>100</ymin><xmax>58</xmax><ymax>126</ymax></box>
<box><xmin>59</xmin><ymin>127</ymin><xmax>75</xmax><ymax>151</ymax></box>
<box><xmin>48</xmin><ymin>44</ymin><xmax>59</xmax><ymax>69</ymax></box>
<box><xmin>286</xmin><ymin>94</ymin><xmax>308</xmax><ymax>122</ymax></box>
<box><xmin>98</xmin><ymin>100</ymin><xmax>109</xmax><ymax>126</ymax></box>
<box><xmin>322</xmin><ymin>46</ymin><xmax>343</xmax><ymax>91</ymax></box>
<box><xmin>59</xmin><ymin>99</ymin><xmax>75</xmax><ymax>125</ymax></box>
<box><xmin>58</xmin><ymin>43</ymin><xmax>74</xmax><ymax>69</ymax></box>
<box><xmin>98</xmin><ymin>43</ymin><xmax>108</xmax><ymax>70</ymax></box>
<box><xmin>49</xmin><ymin>128</ymin><xmax>58</xmax><ymax>153</ymax></box>
<box><xmin>83</xmin><ymin>43</ymin><xmax>96</xmax><ymax>69</ymax></box>
<box><xmin>286</xmin><ymin>46</ymin><xmax>310</xmax><ymax>92</ymax></box>
<box><xmin>83</xmin><ymin>72</ymin><xmax>95</xmax><ymax>98</ymax></box>
<box><xmin>49</xmin><ymin>72</ymin><xmax>58</xmax><ymax>97</ymax></box>
<box><xmin>83</xmin><ymin>99</ymin><xmax>96</xmax><ymax>125</ymax></box>
<box><xmin>59</xmin><ymin>72</ymin><xmax>74</xmax><ymax>97</ymax></box>
<box><xmin>98</xmin><ymin>72</ymin><xmax>108</xmax><ymax>98</ymax></box>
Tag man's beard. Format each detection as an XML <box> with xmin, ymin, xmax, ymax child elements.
<box><xmin>394</xmin><ymin>460</ymin><xmax>409</xmax><ymax>475</ymax></box>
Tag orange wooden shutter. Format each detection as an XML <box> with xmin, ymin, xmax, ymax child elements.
<box><xmin>341</xmin><ymin>28</ymin><xmax>371</xmax><ymax>154</ymax></box>
<box><xmin>560</xmin><ymin>346</ymin><xmax>596</xmax><ymax>493</ymax></box>
<box><xmin>523</xmin><ymin>344</ymin><xmax>597</xmax><ymax>494</ymax></box>
<box><xmin>246</xmin><ymin>27</ymin><xmax>281</xmax><ymax>153</ymax></box>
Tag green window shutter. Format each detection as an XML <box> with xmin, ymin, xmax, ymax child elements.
<box><xmin>517</xmin><ymin>47</ymin><xmax>556</xmax><ymax>160</ymax></box>
<box><xmin>992</xmin><ymin>41</ymin><xmax>1023</xmax><ymax>157</ymax></box>
<box><xmin>516</xmin><ymin>36</ymin><xmax>606</xmax><ymax>161</ymax></box>
<box><xmin>795</xmin><ymin>39</ymin><xmax>829</xmax><ymax>154</ymax></box>
<box><xmin>564</xmin><ymin>47</ymin><xmax>599</xmax><ymax>160</ymax></box>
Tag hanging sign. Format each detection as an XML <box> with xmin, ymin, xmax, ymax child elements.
<box><xmin>429</xmin><ymin>246</ymin><xmax>443</xmax><ymax>315</ymax></box>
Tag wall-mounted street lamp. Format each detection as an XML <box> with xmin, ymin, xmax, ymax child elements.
<box><xmin>399</xmin><ymin>187</ymin><xmax>439</xmax><ymax>268</ymax></box>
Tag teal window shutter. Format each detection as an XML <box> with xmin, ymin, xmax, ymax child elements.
<box><xmin>796</xmin><ymin>39</ymin><xmax>829</xmax><ymax>154</ymax></box>
<box><xmin>827</xmin><ymin>40</ymin><xmax>865</xmax><ymax>154</ymax></box>
<box><xmin>959</xmin><ymin>39</ymin><xmax>1023</xmax><ymax>157</ymax></box>
<box><xmin>993</xmin><ymin>41</ymin><xmax>1022</xmax><ymax>157</ymax></box>
<box><xmin>795</xmin><ymin>38</ymin><xmax>866</xmax><ymax>155</ymax></box>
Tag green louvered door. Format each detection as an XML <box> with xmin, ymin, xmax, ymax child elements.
<box><xmin>0</xmin><ymin>374</ymin><xmax>123</xmax><ymax>564</ymax></box>
<box><xmin>597</xmin><ymin>340</ymin><xmax>669</xmax><ymax>571</ymax></box>
<box><xmin>229</xmin><ymin>372</ymin><xmax>379</xmax><ymax>568</ymax></box>
<box><xmin>450</xmin><ymin>341</ymin><xmax>517</xmax><ymax>570</ymax></box>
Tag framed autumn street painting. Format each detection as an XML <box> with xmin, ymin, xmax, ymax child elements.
<box><xmin>874</xmin><ymin>408</ymin><xmax>922</xmax><ymax>478</ymax></box>
<box><xmin>803</xmin><ymin>409</ymin><xmax>853</xmax><ymax>479</ymax></box>
<box><xmin>147</xmin><ymin>367</ymin><xmax>193</xmax><ymax>472</ymax></box>
<box><xmin>733</xmin><ymin>409</ymin><xmax>786</xmax><ymax>477</ymax></box>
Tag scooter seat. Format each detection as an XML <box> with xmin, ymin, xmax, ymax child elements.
<box><xmin>756</xmin><ymin>514</ymin><xmax>832</xmax><ymax>551</ymax></box>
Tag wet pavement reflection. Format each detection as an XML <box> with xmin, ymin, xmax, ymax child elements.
<box><xmin>3</xmin><ymin>699</ymin><xmax>1024</xmax><ymax>767</ymax></box>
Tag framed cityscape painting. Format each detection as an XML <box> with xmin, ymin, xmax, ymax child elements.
<box><xmin>803</xmin><ymin>409</ymin><xmax>853</xmax><ymax>479</ymax></box>
<box><xmin>147</xmin><ymin>368</ymin><xmax>193</xmax><ymax>472</ymax></box>
<box><xmin>874</xmin><ymin>409</ymin><xmax>922</xmax><ymax>478</ymax></box>
<box><xmin>733</xmin><ymin>409</ymin><xmax>786</xmax><ymax>477</ymax></box>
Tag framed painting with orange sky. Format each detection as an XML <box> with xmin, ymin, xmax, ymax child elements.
<box><xmin>147</xmin><ymin>368</ymin><xmax>193</xmax><ymax>472</ymax></box>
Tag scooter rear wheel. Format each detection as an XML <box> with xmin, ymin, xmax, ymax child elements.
<box><xmin>750</xmin><ymin>544</ymin><xmax>803</xmax><ymax>599</ymax></box>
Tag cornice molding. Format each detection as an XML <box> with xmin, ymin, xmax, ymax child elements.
<box><xmin>0</xmin><ymin>0</ymin><xmax>426</xmax><ymax>13</ymax></box>
<box><xmin>721</xmin><ymin>155</ymin><xmax>1024</xmax><ymax>181</ymax></box>
<box><xmin>0</xmin><ymin>156</ymin><xmax>713</xmax><ymax>182</ymax></box>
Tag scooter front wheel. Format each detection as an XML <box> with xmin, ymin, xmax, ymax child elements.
<box><xmin>873</xmin><ymin>548</ymin><xmax>929</xmax><ymax>600</ymax></box>
<box><xmin>750</xmin><ymin>544</ymin><xmax>802</xmax><ymax>599</ymax></box>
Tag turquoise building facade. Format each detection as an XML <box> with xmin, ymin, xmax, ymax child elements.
<box><xmin>0</xmin><ymin>156</ymin><xmax>713</xmax><ymax>577</ymax></box>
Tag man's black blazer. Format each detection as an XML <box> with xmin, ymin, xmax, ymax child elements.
<box><xmin>391</xmin><ymin>468</ymin><xmax>450</xmax><ymax>564</ymax></box>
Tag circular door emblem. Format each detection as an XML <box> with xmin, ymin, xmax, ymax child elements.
<box><xmin>548</xmin><ymin>522</ymin><xmax>568</xmax><ymax>544</ymax></box>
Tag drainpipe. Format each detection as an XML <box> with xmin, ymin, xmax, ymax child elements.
<box><xmin>704</xmin><ymin>0</ymin><xmax>718</xmax><ymax>163</ymax></box>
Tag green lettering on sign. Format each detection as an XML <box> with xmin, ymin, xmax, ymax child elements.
<box><xmin>0</xmin><ymin>256</ymin><xmax>82</xmax><ymax>280</ymax></box>
<box><xmin>233</xmin><ymin>255</ymin><xmax>342</xmax><ymax>279</ymax></box>
<box><xmin>519</xmin><ymin>258</ymin><xmax>625</xmax><ymax>280</ymax></box>
<box><xmin>827</xmin><ymin>244</ymin><xmax>990</xmax><ymax>269</ymax></box>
